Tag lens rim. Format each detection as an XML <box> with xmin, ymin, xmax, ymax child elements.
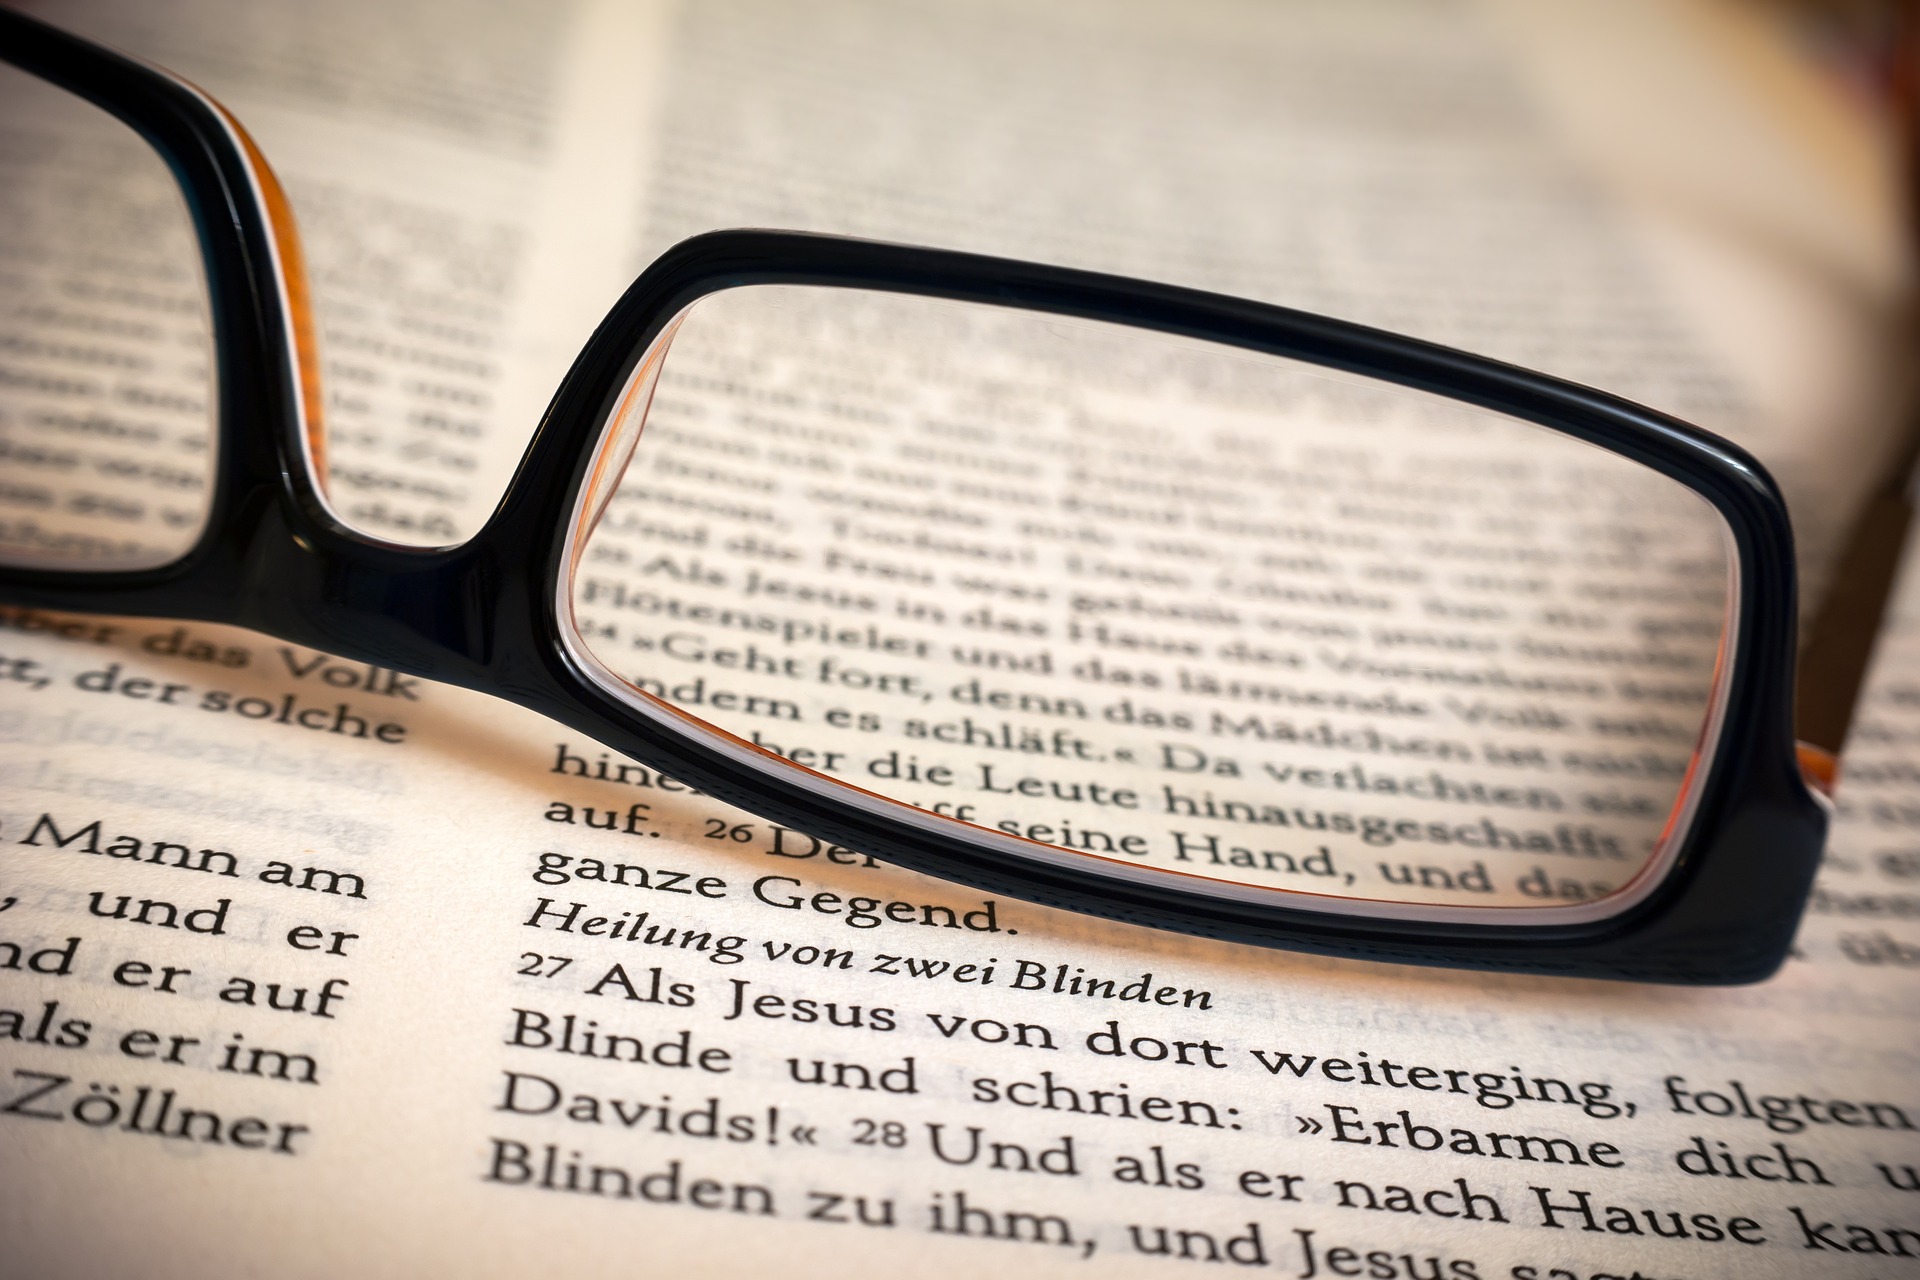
<box><xmin>0</xmin><ymin>9</ymin><xmax>323</xmax><ymax>596</ymax></box>
<box><xmin>522</xmin><ymin>232</ymin><xmax>1820</xmax><ymax>983</ymax></box>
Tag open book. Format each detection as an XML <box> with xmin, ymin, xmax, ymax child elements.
<box><xmin>2</xmin><ymin>0</ymin><xmax>1916</xmax><ymax>1275</ymax></box>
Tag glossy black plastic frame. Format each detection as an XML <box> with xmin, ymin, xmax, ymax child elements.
<box><xmin>0</xmin><ymin>10</ymin><xmax>1828</xmax><ymax>983</ymax></box>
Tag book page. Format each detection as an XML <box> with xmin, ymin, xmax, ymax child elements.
<box><xmin>1482</xmin><ymin>0</ymin><xmax>1914</xmax><ymax>609</ymax></box>
<box><xmin>3</xmin><ymin>1</ymin><xmax>1917</xmax><ymax>1278</ymax></box>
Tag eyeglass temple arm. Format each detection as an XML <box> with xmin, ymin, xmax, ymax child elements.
<box><xmin>1795</xmin><ymin>474</ymin><xmax>1914</xmax><ymax>761</ymax></box>
<box><xmin>1792</xmin><ymin>7</ymin><xmax>1920</xmax><ymax>783</ymax></box>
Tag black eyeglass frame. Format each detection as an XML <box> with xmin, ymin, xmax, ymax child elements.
<box><xmin>0</xmin><ymin>10</ymin><xmax>1829</xmax><ymax>984</ymax></box>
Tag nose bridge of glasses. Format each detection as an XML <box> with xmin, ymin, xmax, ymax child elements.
<box><xmin>218</xmin><ymin>494</ymin><xmax>515</xmax><ymax>690</ymax></box>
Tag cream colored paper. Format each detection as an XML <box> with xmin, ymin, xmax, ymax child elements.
<box><xmin>1</xmin><ymin>2</ymin><xmax>1915</xmax><ymax>1278</ymax></box>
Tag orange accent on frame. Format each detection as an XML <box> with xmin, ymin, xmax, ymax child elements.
<box><xmin>208</xmin><ymin>101</ymin><xmax>328</xmax><ymax>484</ymax></box>
<box><xmin>1796</xmin><ymin>742</ymin><xmax>1839</xmax><ymax>798</ymax></box>
<box><xmin>1614</xmin><ymin>558</ymin><xmax>1738</xmax><ymax>906</ymax></box>
<box><xmin>571</xmin><ymin>315</ymin><xmax>688</xmax><ymax>563</ymax></box>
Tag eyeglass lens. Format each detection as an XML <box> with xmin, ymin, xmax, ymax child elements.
<box><xmin>565</xmin><ymin>286</ymin><xmax>1733</xmax><ymax>912</ymax></box>
<box><xmin>0</xmin><ymin>64</ymin><xmax>215</xmax><ymax>572</ymax></box>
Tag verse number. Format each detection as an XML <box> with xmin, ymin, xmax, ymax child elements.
<box><xmin>851</xmin><ymin>1118</ymin><xmax>908</xmax><ymax>1148</ymax></box>
<box><xmin>704</xmin><ymin>819</ymin><xmax>756</xmax><ymax>843</ymax></box>
<box><xmin>517</xmin><ymin>953</ymin><xmax>574</xmax><ymax>978</ymax></box>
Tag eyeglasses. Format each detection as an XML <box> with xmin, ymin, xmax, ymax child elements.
<box><xmin>0</xmin><ymin>10</ymin><xmax>1842</xmax><ymax>984</ymax></box>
